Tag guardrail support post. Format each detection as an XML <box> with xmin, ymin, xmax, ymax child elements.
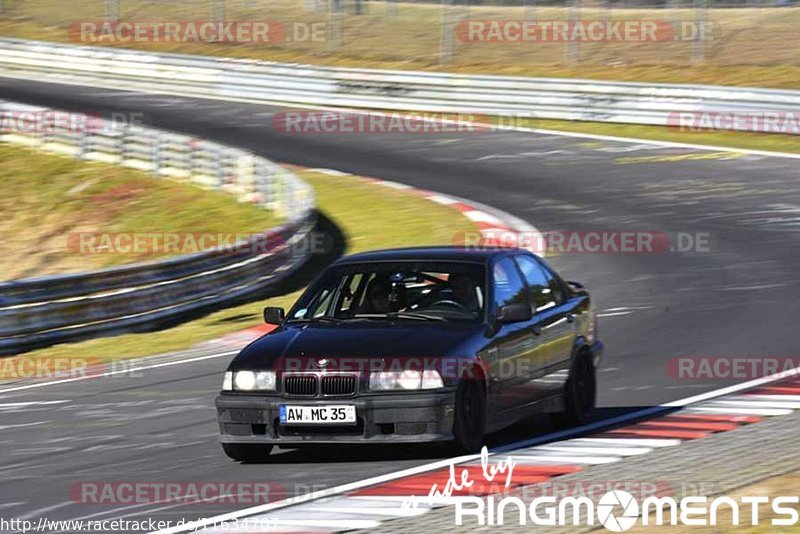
<box><xmin>105</xmin><ymin>0</ymin><xmax>119</xmax><ymax>22</ymax></box>
<box><xmin>566</xmin><ymin>0</ymin><xmax>581</xmax><ymax>65</ymax></box>
<box><xmin>210</xmin><ymin>0</ymin><xmax>225</xmax><ymax>23</ymax></box>
<box><xmin>116</xmin><ymin>124</ymin><xmax>128</xmax><ymax>165</ymax></box>
<box><xmin>692</xmin><ymin>0</ymin><xmax>709</xmax><ymax>64</ymax></box>
<box><xmin>439</xmin><ymin>0</ymin><xmax>455</xmax><ymax>65</ymax></box>
<box><xmin>330</xmin><ymin>0</ymin><xmax>343</xmax><ymax>51</ymax></box>
<box><xmin>151</xmin><ymin>132</ymin><xmax>163</xmax><ymax>175</ymax></box>
<box><xmin>524</xmin><ymin>0</ymin><xmax>536</xmax><ymax>21</ymax></box>
<box><xmin>215</xmin><ymin>145</ymin><xmax>227</xmax><ymax>190</ymax></box>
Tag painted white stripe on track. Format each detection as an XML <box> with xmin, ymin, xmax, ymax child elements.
<box><xmin>463</xmin><ymin>210</ymin><xmax>505</xmax><ymax>225</ymax></box>
<box><xmin>0</xmin><ymin>400</ymin><xmax>67</xmax><ymax>407</ymax></box>
<box><xmin>308</xmin><ymin>168</ymin><xmax>351</xmax><ymax>176</ymax></box>
<box><xmin>742</xmin><ymin>394</ymin><xmax>800</xmax><ymax>402</ymax></box>
<box><xmin>684</xmin><ymin>406</ymin><xmax>793</xmax><ymax>416</ymax></box>
<box><xmin>509</xmin><ymin>453</ymin><xmax>621</xmax><ymax>465</ymax></box>
<box><xmin>535</xmin><ymin>445</ymin><xmax>653</xmax><ymax>456</ymax></box>
<box><xmin>218</xmin><ymin>518</ymin><xmax>381</xmax><ymax>529</ymax></box>
<box><xmin>0</xmin><ymin>351</ymin><xmax>237</xmax><ymax>395</ymax></box>
<box><xmin>292</xmin><ymin>503</ymin><xmax>429</xmax><ymax>518</ymax></box>
<box><xmin>376</xmin><ymin>180</ymin><xmax>413</xmax><ymax>190</ymax></box>
<box><xmin>427</xmin><ymin>194</ymin><xmax>458</xmax><ymax>205</ymax></box>
<box><xmin>573</xmin><ymin>438</ymin><xmax>683</xmax><ymax>447</ymax></box>
<box><xmin>706</xmin><ymin>399</ymin><xmax>800</xmax><ymax>410</ymax></box>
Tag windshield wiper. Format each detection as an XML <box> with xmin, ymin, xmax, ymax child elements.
<box><xmin>289</xmin><ymin>316</ymin><xmax>342</xmax><ymax>324</ymax></box>
<box><xmin>350</xmin><ymin>312</ymin><xmax>448</xmax><ymax>322</ymax></box>
<box><xmin>388</xmin><ymin>312</ymin><xmax>448</xmax><ymax>322</ymax></box>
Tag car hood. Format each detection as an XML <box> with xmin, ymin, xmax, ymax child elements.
<box><xmin>230</xmin><ymin>322</ymin><xmax>481</xmax><ymax>370</ymax></box>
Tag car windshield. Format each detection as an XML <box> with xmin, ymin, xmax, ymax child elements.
<box><xmin>288</xmin><ymin>261</ymin><xmax>485</xmax><ymax>323</ymax></box>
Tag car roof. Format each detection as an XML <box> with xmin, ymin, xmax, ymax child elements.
<box><xmin>332</xmin><ymin>246</ymin><xmax>525</xmax><ymax>265</ymax></box>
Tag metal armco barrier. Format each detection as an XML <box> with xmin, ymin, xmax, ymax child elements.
<box><xmin>0</xmin><ymin>37</ymin><xmax>798</xmax><ymax>133</ymax></box>
<box><xmin>0</xmin><ymin>98</ymin><xmax>315</xmax><ymax>354</ymax></box>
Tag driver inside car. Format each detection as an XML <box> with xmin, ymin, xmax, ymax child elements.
<box><xmin>448</xmin><ymin>272</ymin><xmax>479</xmax><ymax>313</ymax></box>
<box><xmin>360</xmin><ymin>277</ymin><xmax>391</xmax><ymax>314</ymax></box>
<box><xmin>358</xmin><ymin>276</ymin><xmax>408</xmax><ymax>314</ymax></box>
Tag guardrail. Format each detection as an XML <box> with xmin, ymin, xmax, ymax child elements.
<box><xmin>0</xmin><ymin>99</ymin><xmax>315</xmax><ymax>355</ymax></box>
<box><xmin>0</xmin><ymin>37</ymin><xmax>798</xmax><ymax>133</ymax></box>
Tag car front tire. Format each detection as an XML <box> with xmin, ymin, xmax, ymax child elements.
<box><xmin>452</xmin><ymin>379</ymin><xmax>486</xmax><ymax>453</ymax></box>
<box><xmin>552</xmin><ymin>353</ymin><xmax>596</xmax><ymax>428</ymax></box>
<box><xmin>222</xmin><ymin>443</ymin><xmax>274</xmax><ymax>463</ymax></box>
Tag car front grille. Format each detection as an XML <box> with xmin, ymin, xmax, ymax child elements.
<box><xmin>321</xmin><ymin>374</ymin><xmax>357</xmax><ymax>396</ymax></box>
<box><xmin>283</xmin><ymin>375</ymin><xmax>318</xmax><ymax>397</ymax></box>
<box><xmin>282</xmin><ymin>373</ymin><xmax>358</xmax><ymax>397</ymax></box>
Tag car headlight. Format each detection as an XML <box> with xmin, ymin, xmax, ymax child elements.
<box><xmin>227</xmin><ymin>370</ymin><xmax>276</xmax><ymax>391</ymax></box>
<box><xmin>254</xmin><ymin>371</ymin><xmax>277</xmax><ymax>390</ymax></box>
<box><xmin>369</xmin><ymin>370</ymin><xmax>443</xmax><ymax>391</ymax></box>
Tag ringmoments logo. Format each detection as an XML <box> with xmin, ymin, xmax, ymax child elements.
<box><xmin>597</xmin><ymin>490</ymin><xmax>640</xmax><ymax>532</ymax></box>
<box><xmin>410</xmin><ymin>448</ymin><xmax>800</xmax><ymax>530</ymax></box>
<box><xmin>453</xmin><ymin>489</ymin><xmax>800</xmax><ymax>529</ymax></box>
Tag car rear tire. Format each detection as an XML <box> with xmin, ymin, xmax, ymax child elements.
<box><xmin>222</xmin><ymin>443</ymin><xmax>274</xmax><ymax>463</ymax></box>
<box><xmin>452</xmin><ymin>379</ymin><xmax>486</xmax><ymax>453</ymax></box>
<box><xmin>551</xmin><ymin>354</ymin><xmax>596</xmax><ymax>428</ymax></box>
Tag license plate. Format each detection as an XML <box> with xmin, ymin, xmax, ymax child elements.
<box><xmin>279</xmin><ymin>405</ymin><xmax>356</xmax><ymax>425</ymax></box>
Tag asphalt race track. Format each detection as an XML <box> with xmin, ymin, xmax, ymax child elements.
<box><xmin>1</xmin><ymin>77</ymin><xmax>799</xmax><ymax>532</ymax></box>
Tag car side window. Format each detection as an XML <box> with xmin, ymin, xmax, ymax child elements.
<box><xmin>537</xmin><ymin>259</ymin><xmax>567</xmax><ymax>307</ymax></box>
<box><xmin>514</xmin><ymin>255</ymin><xmax>560</xmax><ymax>311</ymax></box>
<box><xmin>491</xmin><ymin>258</ymin><xmax>529</xmax><ymax>314</ymax></box>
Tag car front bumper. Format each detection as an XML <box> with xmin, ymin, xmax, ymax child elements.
<box><xmin>216</xmin><ymin>390</ymin><xmax>456</xmax><ymax>445</ymax></box>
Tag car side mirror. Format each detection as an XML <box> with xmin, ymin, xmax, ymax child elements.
<box><xmin>497</xmin><ymin>303</ymin><xmax>532</xmax><ymax>324</ymax></box>
<box><xmin>263</xmin><ymin>306</ymin><xmax>285</xmax><ymax>325</ymax></box>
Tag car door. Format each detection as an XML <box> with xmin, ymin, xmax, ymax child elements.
<box><xmin>482</xmin><ymin>256</ymin><xmax>543</xmax><ymax>415</ymax></box>
<box><xmin>514</xmin><ymin>254</ymin><xmax>577</xmax><ymax>399</ymax></box>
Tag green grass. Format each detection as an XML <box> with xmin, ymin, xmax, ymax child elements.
<box><xmin>5</xmin><ymin>168</ymin><xmax>477</xmax><ymax>366</ymax></box>
<box><xmin>0</xmin><ymin>143</ymin><xmax>279</xmax><ymax>280</ymax></box>
<box><xmin>0</xmin><ymin>0</ymin><xmax>798</xmax><ymax>88</ymax></box>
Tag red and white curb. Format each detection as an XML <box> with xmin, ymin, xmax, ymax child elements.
<box><xmin>154</xmin><ymin>368</ymin><xmax>800</xmax><ymax>534</ymax></box>
<box><xmin>307</xmin><ymin>166</ymin><xmax>539</xmax><ymax>252</ymax></box>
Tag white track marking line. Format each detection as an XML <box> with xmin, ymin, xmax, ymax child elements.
<box><xmin>376</xmin><ymin>180</ymin><xmax>413</xmax><ymax>190</ymax></box>
<box><xmin>573</xmin><ymin>438</ymin><xmax>682</xmax><ymax>448</ymax></box>
<box><xmin>0</xmin><ymin>421</ymin><xmax>50</xmax><ymax>430</ymax></box>
<box><xmin>463</xmin><ymin>210</ymin><xmax>505</xmax><ymax>225</ymax></box>
<box><xmin>307</xmin><ymin>168</ymin><xmax>351</xmax><ymax>176</ymax></box>
<box><xmin>0</xmin><ymin>400</ymin><xmax>67</xmax><ymax>407</ymax></box>
<box><xmin>269</xmin><ymin>505</ymin><xmax>426</xmax><ymax>519</ymax></box>
<box><xmin>300</xmin><ymin>500</ymin><xmax>430</xmax><ymax>518</ymax></box>
<box><xmin>535</xmin><ymin>445</ymin><xmax>652</xmax><ymax>456</ymax></box>
<box><xmin>0</xmin><ymin>351</ymin><xmax>237</xmax><ymax>394</ymax></box>
<box><xmin>238</xmin><ymin>518</ymin><xmax>382</xmax><ymax>529</ymax></box>
<box><xmin>742</xmin><ymin>394</ymin><xmax>800</xmax><ymax>402</ymax></box>
<box><xmin>661</xmin><ymin>365</ymin><xmax>800</xmax><ymax>408</ymax></box>
<box><xmin>509</xmin><ymin>454</ymin><xmax>621</xmax><ymax>465</ymax></box>
<box><xmin>427</xmin><ymin>194</ymin><xmax>458</xmax><ymax>205</ymax></box>
<box><xmin>703</xmin><ymin>399</ymin><xmax>800</xmax><ymax>410</ymax></box>
<box><xmin>684</xmin><ymin>406</ymin><xmax>793</xmax><ymax>416</ymax></box>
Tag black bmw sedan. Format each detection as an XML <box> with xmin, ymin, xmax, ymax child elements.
<box><xmin>216</xmin><ymin>247</ymin><xmax>602</xmax><ymax>461</ymax></box>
